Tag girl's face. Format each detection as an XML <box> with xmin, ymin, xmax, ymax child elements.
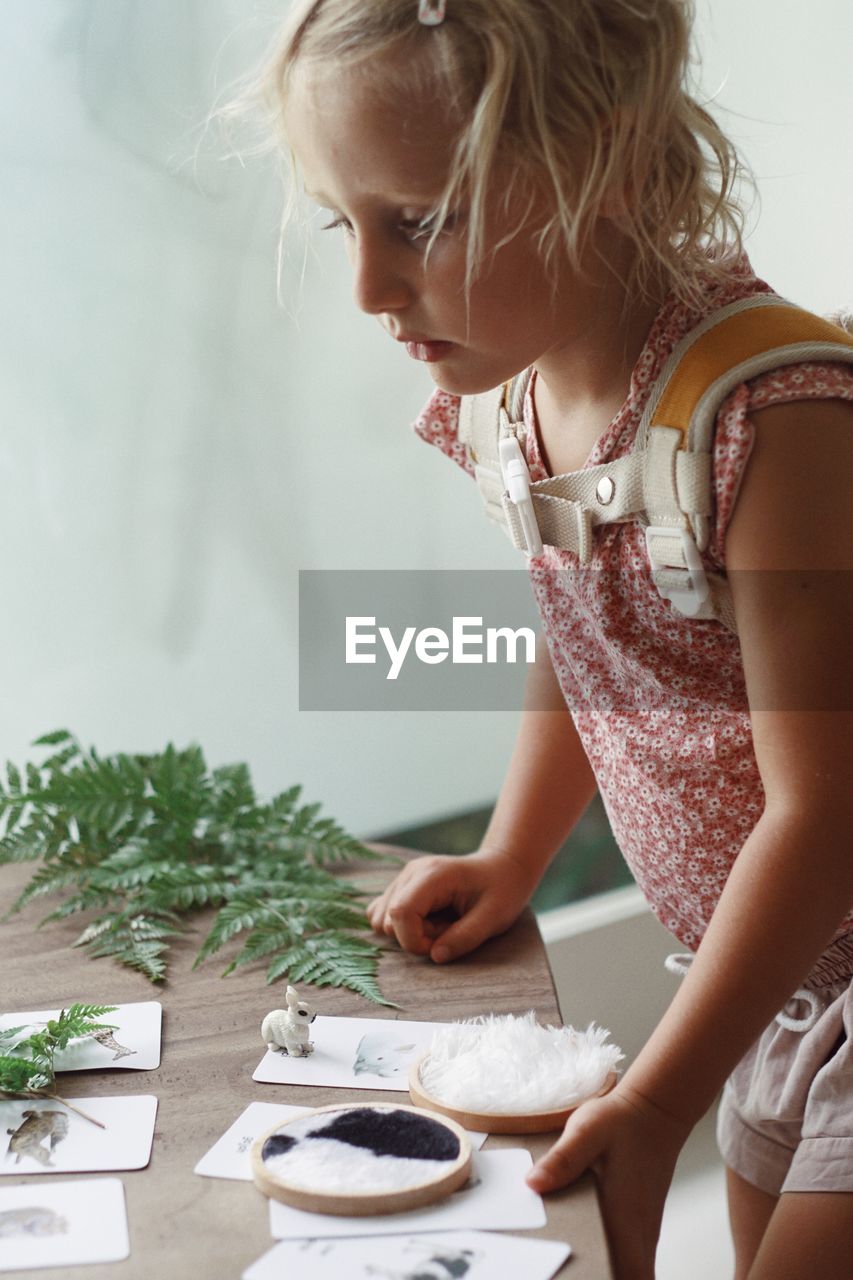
<box><xmin>284</xmin><ymin>58</ymin><xmax>625</xmax><ymax>397</ymax></box>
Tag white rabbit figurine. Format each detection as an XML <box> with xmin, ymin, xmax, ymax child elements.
<box><xmin>261</xmin><ymin>986</ymin><xmax>317</xmax><ymax>1057</ymax></box>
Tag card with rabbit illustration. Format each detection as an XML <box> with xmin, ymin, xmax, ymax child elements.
<box><xmin>252</xmin><ymin>1014</ymin><xmax>438</xmax><ymax>1090</ymax></box>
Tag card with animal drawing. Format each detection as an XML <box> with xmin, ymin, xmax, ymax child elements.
<box><xmin>0</xmin><ymin>1177</ymin><xmax>129</xmax><ymax>1271</ymax></box>
<box><xmin>268</xmin><ymin>1149</ymin><xmax>545</xmax><ymax>1239</ymax></box>
<box><xmin>194</xmin><ymin>1101</ymin><xmax>487</xmax><ymax>1182</ymax></box>
<box><xmin>1</xmin><ymin>1096</ymin><xmax>158</xmax><ymax>1174</ymax></box>
<box><xmin>0</xmin><ymin>1001</ymin><xmax>162</xmax><ymax>1071</ymax></box>
<box><xmin>253</xmin><ymin>1014</ymin><xmax>438</xmax><ymax>1090</ymax></box>
<box><xmin>244</xmin><ymin>1230</ymin><xmax>571</xmax><ymax>1280</ymax></box>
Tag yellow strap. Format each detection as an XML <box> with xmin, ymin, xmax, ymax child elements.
<box><xmin>651</xmin><ymin>305</ymin><xmax>853</xmax><ymax>438</ymax></box>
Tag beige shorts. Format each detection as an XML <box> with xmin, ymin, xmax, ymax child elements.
<box><xmin>716</xmin><ymin>977</ymin><xmax>853</xmax><ymax>1195</ymax></box>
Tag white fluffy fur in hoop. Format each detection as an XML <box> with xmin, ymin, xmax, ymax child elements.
<box><xmin>420</xmin><ymin>1012</ymin><xmax>624</xmax><ymax>1114</ymax></box>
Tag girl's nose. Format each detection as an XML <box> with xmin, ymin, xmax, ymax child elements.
<box><xmin>350</xmin><ymin>237</ymin><xmax>413</xmax><ymax>316</ymax></box>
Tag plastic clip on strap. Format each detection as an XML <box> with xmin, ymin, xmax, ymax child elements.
<box><xmin>645</xmin><ymin>526</ymin><xmax>710</xmax><ymax>618</ymax></box>
<box><xmin>499</xmin><ymin>435</ymin><xmax>543</xmax><ymax>558</ymax></box>
<box><xmin>664</xmin><ymin>954</ymin><xmax>822</xmax><ymax>1033</ymax></box>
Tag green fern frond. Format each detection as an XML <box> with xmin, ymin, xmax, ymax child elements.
<box><xmin>264</xmin><ymin>934</ymin><xmax>395</xmax><ymax>1007</ymax></box>
<box><xmin>32</xmin><ymin>728</ymin><xmax>76</xmax><ymax>748</ymax></box>
<box><xmin>2</xmin><ymin>731</ymin><xmax>396</xmax><ymax>1002</ymax></box>
<box><xmin>6</xmin><ymin>863</ymin><xmax>86</xmax><ymax>916</ymax></box>
<box><xmin>0</xmin><ymin>1055</ymin><xmax>47</xmax><ymax>1092</ymax></box>
<box><xmin>76</xmin><ymin>913</ymin><xmax>177</xmax><ymax>982</ymax></box>
<box><xmin>220</xmin><ymin>927</ymin><xmax>296</xmax><ymax>975</ymax></box>
<box><xmin>0</xmin><ymin>1005</ymin><xmax>118</xmax><ymax>1102</ymax></box>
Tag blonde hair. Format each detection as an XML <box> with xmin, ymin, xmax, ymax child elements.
<box><xmin>232</xmin><ymin>0</ymin><xmax>751</xmax><ymax>309</ymax></box>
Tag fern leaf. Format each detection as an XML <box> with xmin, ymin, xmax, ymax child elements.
<box><xmin>2</xmin><ymin>731</ymin><xmax>396</xmax><ymax>1003</ymax></box>
<box><xmin>78</xmin><ymin>915</ymin><xmax>175</xmax><ymax>983</ymax></box>
<box><xmin>0</xmin><ymin>826</ymin><xmax>47</xmax><ymax>866</ymax></box>
<box><xmin>264</xmin><ymin>933</ymin><xmax>394</xmax><ymax>1006</ymax></box>
<box><xmin>61</xmin><ymin>1003</ymin><xmax>118</xmax><ymax>1024</ymax></box>
<box><xmin>0</xmin><ymin>1056</ymin><xmax>46</xmax><ymax>1091</ymax></box>
<box><xmin>32</xmin><ymin>729</ymin><xmax>75</xmax><ymax>748</ymax></box>
<box><xmin>7</xmin><ymin>863</ymin><xmax>84</xmax><ymax>916</ymax></box>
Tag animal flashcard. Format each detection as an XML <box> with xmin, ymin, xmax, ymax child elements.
<box><xmin>243</xmin><ymin>1230</ymin><xmax>571</xmax><ymax>1280</ymax></box>
<box><xmin>194</xmin><ymin>1101</ymin><xmax>487</xmax><ymax>1182</ymax></box>
<box><xmin>195</xmin><ymin>1103</ymin><xmax>306</xmax><ymax>1180</ymax></box>
<box><xmin>1</xmin><ymin>1096</ymin><xmax>157</xmax><ymax>1174</ymax></box>
<box><xmin>268</xmin><ymin>1148</ymin><xmax>546</xmax><ymax>1239</ymax></box>
<box><xmin>5</xmin><ymin>1111</ymin><xmax>68</xmax><ymax>1168</ymax></box>
<box><xmin>353</xmin><ymin>1030</ymin><xmax>418</xmax><ymax>1079</ymax></box>
<box><xmin>0</xmin><ymin>1178</ymin><xmax>129</xmax><ymax>1271</ymax></box>
<box><xmin>253</xmin><ymin>1015</ymin><xmax>437</xmax><ymax>1091</ymax></box>
<box><xmin>0</xmin><ymin>1001</ymin><xmax>162</xmax><ymax>1071</ymax></box>
<box><xmin>0</xmin><ymin>1206</ymin><xmax>68</xmax><ymax>1240</ymax></box>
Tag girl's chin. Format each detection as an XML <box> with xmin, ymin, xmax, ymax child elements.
<box><xmin>427</xmin><ymin>364</ymin><xmax>510</xmax><ymax>399</ymax></box>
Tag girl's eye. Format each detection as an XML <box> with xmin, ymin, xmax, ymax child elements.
<box><xmin>400</xmin><ymin>211</ymin><xmax>459</xmax><ymax>245</ymax></box>
<box><xmin>320</xmin><ymin>214</ymin><xmax>353</xmax><ymax>236</ymax></box>
<box><xmin>318</xmin><ymin>210</ymin><xmax>460</xmax><ymax>246</ymax></box>
<box><xmin>400</xmin><ymin>218</ymin><xmax>434</xmax><ymax>243</ymax></box>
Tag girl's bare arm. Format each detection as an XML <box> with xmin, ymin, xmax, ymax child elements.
<box><xmin>528</xmin><ymin>397</ymin><xmax>853</xmax><ymax>1278</ymax></box>
<box><xmin>366</xmin><ymin>631</ymin><xmax>597</xmax><ymax>961</ymax></box>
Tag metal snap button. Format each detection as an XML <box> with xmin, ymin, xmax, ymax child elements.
<box><xmin>596</xmin><ymin>475</ymin><xmax>615</xmax><ymax>505</ymax></box>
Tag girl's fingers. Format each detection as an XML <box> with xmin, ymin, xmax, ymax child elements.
<box><xmin>527</xmin><ymin>1111</ymin><xmax>601</xmax><ymax>1192</ymax></box>
<box><xmin>388</xmin><ymin>899</ymin><xmax>438</xmax><ymax>955</ymax></box>
<box><xmin>365</xmin><ymin>858</ymin><xmax>484</xmax><ymax>955</ymax></box>
<box><xmin>386</xmin><ymin>870</ymin><xmax>460</xmax><ymax>954</ymax></box>
<box><xmin>425</xmin><ymin>901</ymin><xmax>493</xmax><ymax>964</ymax></box>
<box><xmin>365</xmin><ymin>869</ymin><xmax>417</xmax><ymax>930</ymax></box>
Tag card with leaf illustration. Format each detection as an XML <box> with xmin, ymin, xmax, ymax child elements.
<box><xmin>0</xmin><ymin>1001</ymin><xmax>161</xmax><ymax>1071</ymax></box>
<box><xmin>1</xmin><ymin>1095</ymin><xmax>157</xmax><ymax>1175</ymax></box>
<box><xmin>252</xmin><ymin>1014</ymin><xmax>438</xmax><ymax>1091</ymax></box>
<box><xmin>244</xmin><ymin>1231</ymin><xmax>571</xmax><ymax>1280</ymax></box>
<box><xmin>0</xmin><ymin>1177</ymin><xmax>129</xmax><ymax>1271</ymax></box>
<box><xmin>268</xmin><ymin>1148</ymin><xmax>545</xmax><ymax>1239</ymax></box>
<box><xmin>194</xmin><ymin>1100</ymin><xmax>487</xmax><ymax>1182</ymax></box>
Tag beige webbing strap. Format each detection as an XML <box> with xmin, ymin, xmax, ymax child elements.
<box><xmin>503</xmin><ymin>490</ymin><xmax>593</xmax><ymax>561</ymax></box>
<box><xmin>458</xmin><ymin>300</ymin><xmax>853</xmax><ymax>628</ymax></box>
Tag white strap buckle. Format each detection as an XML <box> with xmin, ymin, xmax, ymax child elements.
<box><xmin>645</xmin><ymin>526</ymin><xmax>710</xmax><ymax>617</ymax></box>
<box><xmin>499</xmin><ymin>436</ymin><xmax>543</xmax><ymax>558</ymax></box>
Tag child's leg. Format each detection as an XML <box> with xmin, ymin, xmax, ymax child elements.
<box><xmin>725</xmin><ymin>1168</ymin><xmax>777</xmax><ymax>1280</ymax></box>
<box><xmin>745</xmin><ymin>1191</ymin><xmax>853</xmax><ymax>1280</ymax></box>
<box><xmin>719</xmin><ymin>976</ymin><xmax>852</xmax><ymax>1277</ymax></box>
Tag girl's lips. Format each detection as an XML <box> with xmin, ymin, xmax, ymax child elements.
<box><xmin>404</xmin><ymin>340</ymin><xmax>455</xmax><ymax>363</ymax></box>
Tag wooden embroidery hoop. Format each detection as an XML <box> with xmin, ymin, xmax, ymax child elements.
<box><xmin>251</xmin><ymin>1101</ymin><xmax>472</xmax><ymax>1216</ymax></box>
<box><xmin>409</xmin><ymin>1054</ymin><xmax>618</xmax><ymax>1133</ymax></box>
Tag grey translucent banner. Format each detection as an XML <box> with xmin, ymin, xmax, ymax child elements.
<box><xmin>299</xmin><ymin>570</ymin><xmax>538</xmax><ymax>711</ymax></box>
<box><xmin>298</xmin><ymin>569</ymin><xmax>853</xmax><ymax>712</ymax></box>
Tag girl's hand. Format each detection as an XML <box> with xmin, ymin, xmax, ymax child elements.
<box><xmin>366</xmin><ymin>848</ymin><xmax>537</xmax><ymax>963</ymax></box>
<box><xmin>526</xmin><ymin>1083</ymin><xmax>692</xmax><ymax>1280</ymax></box>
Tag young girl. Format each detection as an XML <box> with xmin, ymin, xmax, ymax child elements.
<box><xmin>247</xmin><ymin>2</ymin><xmax>853</xmax><ymax>1275</ymax></box>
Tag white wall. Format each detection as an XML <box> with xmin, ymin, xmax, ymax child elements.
<box><xmin>693</xmin><ymin>0</ymin><xmax>852</xmax><ymax>310</ymax></box>
<box><xmin>1</xmin><ymin>1</ymin><xmax>849</xmax><ymax>842</ymax></box>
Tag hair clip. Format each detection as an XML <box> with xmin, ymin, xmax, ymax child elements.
<box><xmin>418</xmin><ymin>0</ymin><xmax>446</xmax><ymax>25</ymax></box>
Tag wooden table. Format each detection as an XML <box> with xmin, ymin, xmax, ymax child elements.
<box><xmin>1</xmin><ymin>855</ymin><xmax>612</xmax><ymax>1279</ymax></box>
